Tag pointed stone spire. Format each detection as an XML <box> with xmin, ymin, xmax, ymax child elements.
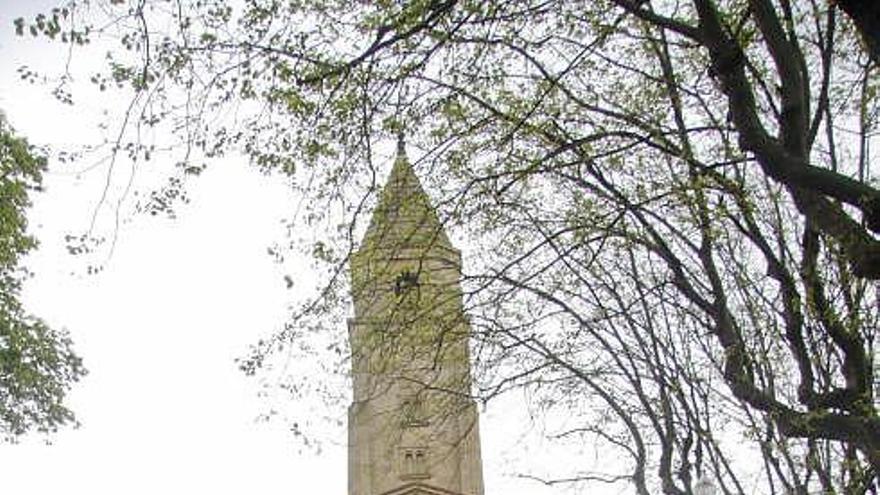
<box><xmin>359</xmin><ymin>139</ymin><xmax>454</xmax><ymax>255</ymax></box>
<box><xmin>347</xmin><ymin>136</ymin><xmax>484</xmax><ymax>495</ymax></box>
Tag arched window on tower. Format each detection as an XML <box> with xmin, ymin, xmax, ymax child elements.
<box><xmin>399</xmin><ymin>447</ymin><xmax>430</xmax><ymax>480</ymax></box>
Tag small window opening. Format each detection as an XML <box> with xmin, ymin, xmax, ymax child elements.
<box><xmin>394</xmin><ymin>269</ymin><xmax>420</xmax><ymax>295</ymax></box>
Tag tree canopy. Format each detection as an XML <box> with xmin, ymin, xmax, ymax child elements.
<box><xmin>0</xmin><ymin>115</ymin><xmax>86</xmax><ymax>441</ymax></box>
<box><xmin>15</xmin><ymin>0</ymin><xmax>880</xmax><ymax>492</ymax></box>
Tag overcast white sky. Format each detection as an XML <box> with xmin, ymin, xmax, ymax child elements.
<box><xmin>0</xmin><ymin>2</ymin><xmax>591</xmax><ymax>494</ymax></box>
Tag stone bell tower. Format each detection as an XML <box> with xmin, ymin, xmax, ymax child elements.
<box><xmin>347</xmin><ymin>141</ymin><xmax>484</xmax><ymax>495</ymax></box>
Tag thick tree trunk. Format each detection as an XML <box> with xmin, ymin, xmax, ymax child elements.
<box><xmin>836</xmin><ymin>0</ymin><xmax>880</xmax><ymax>66</ymax></box>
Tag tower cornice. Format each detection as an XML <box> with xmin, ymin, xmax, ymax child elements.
<box><xmin>380</xmin><ymin>481</ymin><xmax>474</xmax><ymax>495</ymax></box>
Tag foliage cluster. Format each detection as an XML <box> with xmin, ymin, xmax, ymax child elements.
<box><xmin>0</xmin><ymin>116</ymin><xmax>85</xmax><ymax>441</ymax></box>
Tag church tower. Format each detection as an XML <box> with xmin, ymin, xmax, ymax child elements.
<box><xmin>347</xmin><ymin>141</ymin><xmax>484</xmax><ymax>495</ymax></box>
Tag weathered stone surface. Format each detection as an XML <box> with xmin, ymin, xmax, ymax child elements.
<box><xmin>348</xmin><ymin>146</ymin><xmax>484</xmax><ymax>495</ymax></box>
